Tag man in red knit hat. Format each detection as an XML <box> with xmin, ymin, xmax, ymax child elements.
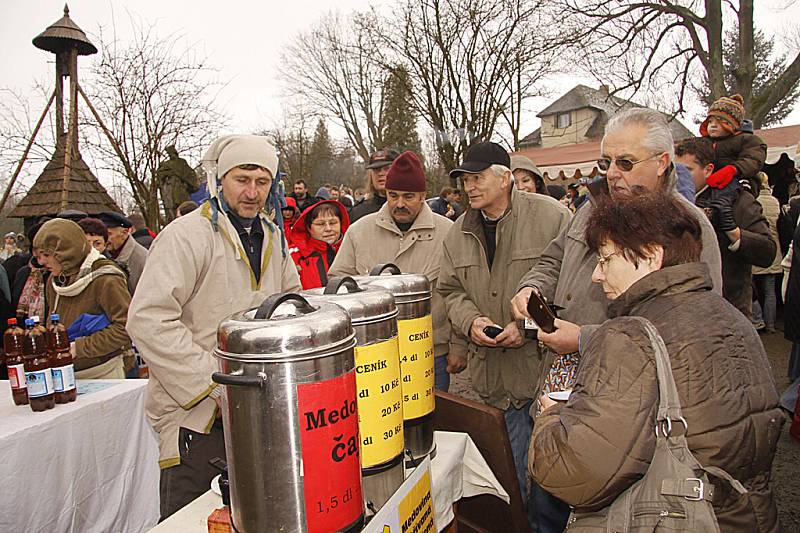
<box><xmin>330</xmin><ymin>150</ymin><xmax>466</xmax><ymax>391</ymax></box>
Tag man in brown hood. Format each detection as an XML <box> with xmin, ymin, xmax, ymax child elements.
<box><xmin>33</xmin><ymin>218</ymin><xmax>132</xmax><ymax>378</ymax></box>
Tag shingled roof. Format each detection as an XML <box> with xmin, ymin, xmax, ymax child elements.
<box><xmin>9</xmin><ymin>140</ymin><xmax>121</xmax><ymax>219</ymax></box>
<box><xmin>32</xmin><ymin>5</ymin><xmax>97</xmax><ymax>56</ymax></box>
<box><xmin>534</xmin><ymin>84</ymin><xmax>693</xmax><ymax>142</ymax></box>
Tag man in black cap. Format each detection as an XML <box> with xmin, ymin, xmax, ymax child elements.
<box><xmin>437</xmin><ymin>141</ymin><xmax>571</xmax><ymax>530</ymax></box>
<box><xmin>348</xmin><ymin>149</ymin><xmax>399</xmax><ymax>223</ymax></box>
<box><xmin>98</xmin><ymin>211</ymin><xmax>148</xmax><ymax>295</ymax></box>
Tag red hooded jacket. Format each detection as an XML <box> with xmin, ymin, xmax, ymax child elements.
<box><xmin>289</xmin><ymin>200</ymin><xmax>350</xmax><ymax>289</ymax></box>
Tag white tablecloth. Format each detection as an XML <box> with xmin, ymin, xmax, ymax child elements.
<box><xmin>430</xmin><ymin>431</ymin><xmax>509</xmax><ymax>528</ymax></box>
<box><xmin>0</xmin><ymin>379</ymin><xmax>160</xmax><ymax>533</ymax></box>
<box><xmin>152</xmin><ymin>430</ymin><xmax>508</xmax><ymax>532</ymax></box>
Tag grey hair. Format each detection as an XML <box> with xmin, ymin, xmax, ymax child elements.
<box><xmin>603</xmin><ymin>107</ymin><xmax>676</xmax><ymax>189</ymax></box>
<box><xmin>489</xmin><ymin>164</ymin><xmax>511</xmax><ymax>179</ymax></box>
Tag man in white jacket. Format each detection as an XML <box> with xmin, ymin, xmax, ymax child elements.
<box><xmin>127</xmin><ymin>135</ymin><xmax>301</xmax><ymax>518</ymax></box>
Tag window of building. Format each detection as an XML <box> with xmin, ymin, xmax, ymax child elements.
<box><xmin>556</xmin><ymin>112</ymin><xmax>571</xmax><ymax>129</ymax></box>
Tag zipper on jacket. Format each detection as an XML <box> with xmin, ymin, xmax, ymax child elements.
<box><xmin>632</xmin><ymin>508</ymin><xmax>686</xmax><ymax>520</ymax></box>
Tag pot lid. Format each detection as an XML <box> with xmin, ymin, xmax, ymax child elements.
<box><xmin>354</xmin><ymin>263</ymin><xmax>431</xmax><ymax>304</ymax></box>
<box><xmin>215</xmin><ymin>292</ymin><xmax>355</xmax><ymax>361</ymax></box>
<box><xmin>303</xmin><ymin>276</ymin><xmax>398</xmax><ymax>326</ymax></box>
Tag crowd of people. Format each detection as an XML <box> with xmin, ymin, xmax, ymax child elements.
<box><xmin>3</xmin><ymin>94</ymin><xmax>797</xmax><ymax>532</ymax></box>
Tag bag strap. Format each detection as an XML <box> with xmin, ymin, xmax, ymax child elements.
<box><xmin>632</xmin><ymin>317</ymin><xmax>684</xmax><ymax>425</ymax></box>
<box><xmin>634</xmin><ymin>317</ymin><xmax>749</xmax><ymax>496</ymax></box>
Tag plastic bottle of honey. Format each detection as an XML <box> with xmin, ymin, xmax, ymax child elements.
<box><xmin>5</xmin><ymin>318</ymin><xmax>28</xmax><ymax>405</ymax></box>
<box><xmin>23</xmin><ymin>317</ymin><xmax>55</xmax><ymax>411</ymax></box>
<box><xmin>48</xmin><ymin>314</ymin><xmax>76</xmax><ymax>403</ymax></box>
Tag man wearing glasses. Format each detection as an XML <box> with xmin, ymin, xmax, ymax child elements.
<box><xmin>510</xmin><ymin>108</ymin><xmax>722</xmax><ymax>532</ymax></box>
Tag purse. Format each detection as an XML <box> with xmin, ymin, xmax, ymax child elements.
<box><xmin>567</xmin><ymin>317</ymin><xmax>747</xmax><ymax>532</ymax></box>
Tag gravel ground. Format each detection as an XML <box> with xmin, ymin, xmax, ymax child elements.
<box><xmin>446</xmin><ymin>327</ymin><xmax>800</xmax><ymax>529</ymax></box>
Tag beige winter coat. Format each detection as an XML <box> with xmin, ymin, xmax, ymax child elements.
<box><xmin>329</xmin><ymin>201</ymin><xmax>459</xmax><ymax>357</ymax></box>
<box><xmin>753</xmin><ymin>188</ymin><xmax>783</xmax><ymax>276</ymax></box>
<box><xmin>127</xmin><ymin>202</ymin><xmax>301</xmax><ymax>466</ymax></box>
<box><xmin>438</xmin><ymin>188</ymin><xmax>572</xmax><ymax>409</ymax></box>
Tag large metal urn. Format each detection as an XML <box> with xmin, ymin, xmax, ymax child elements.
<box><xmin>213</xmin><ymin>293</ymin><xmax>365</xmax><ymax>533</ymax></box>
<box><xmin>304</xmin><ymin>277</ymin><xmax>405</xmax><ymax>514</ymax></box>
<box><xmin>356</xmin><ymin>264</ymin><xmax>436</xmax><ymax>463</ymax></box>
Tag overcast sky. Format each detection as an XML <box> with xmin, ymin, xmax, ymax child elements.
<box><xmin>2</xmin><ymin>0</ymin><xmax>800</xmax><ymax>160</ymax></box>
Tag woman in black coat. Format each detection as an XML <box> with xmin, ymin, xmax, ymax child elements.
<box><xmin>783</xmin><ymin>220</ymin><xmax>800</xmax><ymax>379</ymax></box>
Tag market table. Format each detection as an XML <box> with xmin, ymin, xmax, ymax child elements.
<box><xmin>151</xmin><ymin>430</ymin><xmax>508</xmax><ymax>532</ymax></box>
<box><xmin>0</xmin><ymin>379</ymin><xmax>160</xmax><ymax>533</ymax></box>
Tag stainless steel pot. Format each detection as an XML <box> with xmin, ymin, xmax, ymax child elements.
<box><xmin>355</xmin><ymin>263</ymin><xmax>436</xmax><ymax>463</ymax></box>
<box><xmin>213</xmin><ymin>292</ymin><xmax>364</xmax><ymax>533</ymax></box>
<box><xmin>303</xmin><ymin>277</ymin><xmax>405</xmax><ymax>514</ymax></box>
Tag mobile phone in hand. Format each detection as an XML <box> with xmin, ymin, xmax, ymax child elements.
<box><xmin>483</xmin><ymin>325</ymin><xmax>504</xmax><ymax>339</ymax></box>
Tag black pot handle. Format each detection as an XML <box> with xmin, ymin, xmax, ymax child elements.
<box><xmin>254</xmin><ymin>292</ymin><xmax>314</xmax><ymax>320</ymax></box>
<box><xmin>369</xmin><ymin>263</ymin><xmax>402</xmax><ymax>276</ymax></box>
<box><xmin>212</xmin><ymin>372</ymin><xmax>267</xmax><ymax>388</ymax></box>
<box><xmin>324</xmin><ymin>276</ymin><xmax>362</xmax><ymax>295</ymax></box>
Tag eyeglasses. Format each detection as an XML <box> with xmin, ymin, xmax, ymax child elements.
<box><xmin>596</xmin><ymin>250</ymin><xmax>618</xmax><ymax>271</ymax></box>
<box><xmin>597</xmin><ymin>152</ymin><xmax>662</xmax><ymax>172</ymax></box>
<box><xmin>311</xmin><ymin>219</ymin><xmax>340</xmax><ymax>230</ymax></box>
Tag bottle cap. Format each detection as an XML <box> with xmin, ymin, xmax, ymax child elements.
<box><xmin>24</xmin><ymin>318</ymin><xmax>34</xmax><ymax>327</ymax></box>
<box><xmin>7</xmin><ymin>318</ymin><xmax>16</xmax><ymax>325</ymax></box>
<box><xmin>50</xmin><ymin>314</ymin><xmax>60</xmax><ymax>322</ymax></box>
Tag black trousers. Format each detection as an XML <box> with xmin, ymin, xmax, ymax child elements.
<box><xmin>159</xmin><ymin>420</ymin><xmax>226</xmax><ymax>520</ymax></box>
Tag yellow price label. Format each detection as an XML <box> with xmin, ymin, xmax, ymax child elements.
<box><xmin>398</xmin><ymin>469</ymin><xmax>435</xmax><ymax>533</ymax></box>
<box><xmin>397</xmin><ymin>316</ymin><xmax>435</xmax><ymax>420</ymax></box>
<box><xmin>354</xmin><ymin>337</ymin><xmax>404</xmax><ymax>467</ymax></box>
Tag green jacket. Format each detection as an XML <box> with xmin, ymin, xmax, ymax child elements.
<box><xmin>438</xmin><ymin>188</ymin><xmax>571</xmax><ymax>409</ymax></box>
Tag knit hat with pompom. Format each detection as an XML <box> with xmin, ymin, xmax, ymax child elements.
<box><xmin>700</xmin><ymin>94</ymin><xmax>745</xmax><ymax>136</ymax></box>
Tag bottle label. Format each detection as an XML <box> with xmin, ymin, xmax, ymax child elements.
<box><xmin>52</xmin><ymin>364</ymin><xmax>76</xmax><ymax>392</ymax></box>
<box><xmin>8</xmin><ymin>364</ymin><xmax>26</xmax><ymax>390</ymax></box>
<box><xmin>25</xmin><ymin>369</ymin><xmax>53</xmax><ymax>398</ymax></box>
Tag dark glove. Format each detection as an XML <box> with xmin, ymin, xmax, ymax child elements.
<box><xmin>709</xmin><ymin>195</ymin><xmax>737</xmax><ymax>232</ymax></box>
<box><xmin>707</xmin><ymin>164</ymin><xmax>737</xmax><ymax>189</ymax></box>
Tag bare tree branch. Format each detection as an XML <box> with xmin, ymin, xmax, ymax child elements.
<box><xmin>80</xmin><ymin>15</ymin><xmax>227</xmax><ymax>228</ymax></box>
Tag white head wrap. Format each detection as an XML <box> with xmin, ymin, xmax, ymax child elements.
<box><xmin>201</xmin><ymin>135</ymin><xmax>279</xmax><ymax>198</ymax></box>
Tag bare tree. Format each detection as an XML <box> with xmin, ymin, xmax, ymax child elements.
<box><xmin>554</xmin><ymin>0</ymin><xmax>800</xmax><ymax>128</ymax></box>
<box><xmin>263</xmin><ymin>106</ymin><xmax>315</xmax><ymax>185</ymax></box>
<box><xmin>694</xmin><ymin>26</ymin><xmax>800</xmax><ymax>126</ymax></box>
<box><xmin>81</xmin><ymin>16</ymin><xmax>226</xmax><ymax>229</ymax></box>
<box><xmin>0</xmin><ymin>83</ymin><xmax>58</xmax><ymax>204</ymax></box>
<box><xmin>384</xmin><ymin>0</ymin><xmax>558</xmax><ymax>170</ymax></box>
<box><xmin>280</xmin><ymin>12</ymin><xmax>388</xmax><ymax>162</ymax></box>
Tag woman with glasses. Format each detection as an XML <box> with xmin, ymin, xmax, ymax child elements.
<box><xmin>529</xmin><ymin>193</ymin><xmax>782</xmax><ymax>532</ymax></box>
<box><xmin>290</xmin><ymin>200</ymin><xmax>350</xmax><ymax>289</ymax></box>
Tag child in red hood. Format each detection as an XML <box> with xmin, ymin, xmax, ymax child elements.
<box><xmin>281</xmin><ymin>196</ymin><xmax>300</xmax><ymax>247</ymax></box>
<box><xmin>290</xmin><ymin>200</ymin><xmax>350</xmax><ymax>289</ymax></box>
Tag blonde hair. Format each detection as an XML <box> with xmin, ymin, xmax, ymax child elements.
<box><xmin>757</xmin><ymin>171</ymin><xmax>769</xmax><ymax>189</ymax></box>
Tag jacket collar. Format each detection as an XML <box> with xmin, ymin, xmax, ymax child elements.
<box><xmin>199</xmin><ymin>201</ymin><xmax>275</xmax><ymax>290</ymax></box>
<box><xmin>115</xmin><ymin>235</ymin><xmax>138</xmax><ymax>263</ymax></box>
<box><xmin>375</xmin><ymin>200</ymin><xmax>437</xmax><ymax>236</ymax></box>
<box><xmin>607</xmin><ymin>262</ymin><xmax>713</xmax><ymax>318</ymax></box>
